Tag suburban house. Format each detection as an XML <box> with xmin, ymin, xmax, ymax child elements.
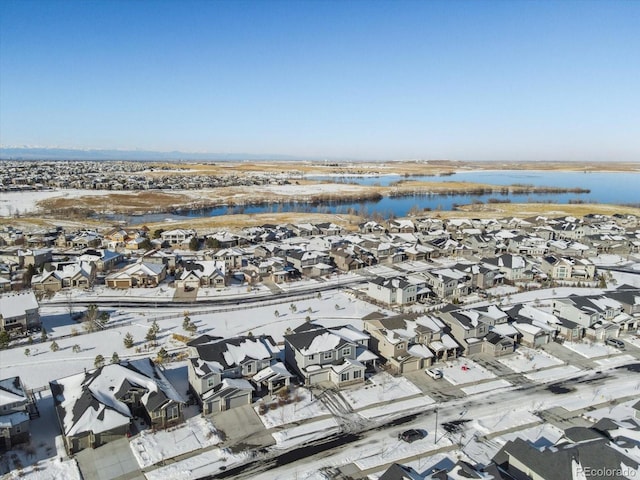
<box><xmin>0</xmin><ymin>376</ymin><xmax>31</xmax><ymax>450</ymax></box>
<box><xmin>31</xmin><ymin>261</ymin><xmax>96</xmax><ymax>292</ymax></box>
<box><xmin>538</xmin><ymin>255</ymin><xmax>596</xmax><ymax>282</ymax></box>
<box><xmin>50</xmin><ymin>359</ymin><xmax>185</xmax><ymax>454</ymax></box>
<box><xmin>482</xmin><ymin>254</ymin><xmax>533</xmax><ymax>282</ymax></box>
<box><xmin>0</xmin><ymin>291</ymin><xmax>40</xmax><ymax>335</ymax></box>
<box><xmin>363</xmin><ymin>313</ymin><xmax>458</xmax><ymax>372</ymax></box>
<box><xmin>210</xmin><ymin>248</ymin><xmax>244</xmax><ymax>270</ymax></box>
<box><xmin>186</xmin><ymin>334</ymin><xmax>279</xmax><ymax>414</ymax></box>
<box><xmin>160</xmin><ymin>229</ymin><xmax>196</xmax><ymax>246</ymax></box>
<box><xmin>175</xmin><ymin>260</ymin><xmax>226</xmax><ymax>289</ymax></box>
<box><xmin>365</xmin><ymin>276</ymin><xmax>417</xmax><ymax>306</ymax></box>
<box><xmin>494</xmin><ymin>436</ymin><xmax>638</xmax><ymax>480</ymax></box>
<box><xmin>423</xmin><ymin>268</ymin><xmax>470</xmax><ymax>300</ymax></box>
<box><xmin>105</xmin><ymin>261</ymin><xmax>167</xmax><ymax>288</ymax></box>
<box><xmin>284</xmin><ymin>325</ymin><xmax>371</xmax><ymax>387</ymax></box>
<box><xmin>506</xmin><ymin>304</ymin><xmax>557</xmax><ymax>347</ymax></box>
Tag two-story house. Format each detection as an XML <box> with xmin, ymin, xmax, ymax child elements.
<box><xmin>187</xmin><ymin>335</ymin><xmax>279</xmax><ymax>414</ymax></box>
<box><xmin>366</xmin><ymin>276</ymin><xmax>418</xmax><ymax>305</ymax></box>
<box><xmin>284</xmin><ymin>326</ymin><xmax>370</xmax><ymax>387</ymax></box>
<box><xmin>0</xmin><ymin>291</ymin><xmax>40</xmax><ymax>335</ymax></box>
<box><xmin>0</xmin><ymin>376</ymin><xmax>30</xmax><ymax>450</ymax></box>
<box><xmin>50</xmin><ymin>359</ymin><xmax>185</xmax><ymax>454</ymax></box>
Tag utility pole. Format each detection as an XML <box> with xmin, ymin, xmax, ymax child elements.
<box><xmin>434</xmin><ymin>407</ymin><xmax>438</xmax><ymax>445</ymax></box>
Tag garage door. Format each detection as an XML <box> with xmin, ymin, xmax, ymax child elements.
<box><xmin>206</xmin><ymin>401</ymin><xmax>220</xmax><ymax>414</ymax></box>
<box><xmin>226</xmin><ymin>394</ymin><xmax>248</xmax><ymax>409</ymax></box>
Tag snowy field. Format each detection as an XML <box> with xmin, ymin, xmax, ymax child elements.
<box><xmin>254</xmin><ymin>387</ymin><xmax>331</xmax><ymax>429</ymax></box>
<box><xmin>130</xmin><ymin>416</ymin><xmax>222</xmax><ymax>468</ymax></box>
<box><xmin>563</xmin><ymin>340</ymin><xmax>619</xmax><ymax>358</ymax></box>
<box><xmin>524</xmin><ymin>365</ymin><xmax>582</xmax><ymax>383</ymax></box>
<box><xmin>440</xmin><ymin>358</ymin><xmax>496</xmax><ymax>386</ymax></box>
<box><xmin>0</xmin><ymin>291</ymin><xmax>380</xmax><ymax>391</ymax></box>
<box><xmin>498</xmin><ymin>347</ymin><xmax>563</xmax><ymax>373</ymax></box>
<box><xmin>342</xmin><ymin>372</ymin><xmax>421</xmax><ymax>410</ymax></box>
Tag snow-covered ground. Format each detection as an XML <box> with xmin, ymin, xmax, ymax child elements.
<box><xmin>0</xmin><ymin>189</ymin><xmax>113</xmax><ymax>216</ymax></box>
<box><xmin>143</xmin><ymin>447</ymin><xmax>250</xmax><ymax>480</ymax></box>
<box><xmin>563</xmin><ymin>340</ymin><xmax>618</xmax><ymax>358</ymax></box>
<box><xmin>0</xmin><ymin>458</ymin><xmax>81</xmax><ymax>480</ymax></box>
<box><xmin>0</xmin><ymin>291</ymin><xmax>379</xmax><ymax>391</ymax></box>
<box><xmin>358</xmin><ymin>395</ymin><xmax>436</xmax><ymax>420</ymax></box>
<box><xmin>461</xmin><ymin>379</ymin><xmax>511</xmax><ymax>395</ymax></box>
<box><xmin>342</xmin><ymin>372</ymin><xmax>421</xmax><ymax>410</ymax></box>
<box><xmin>498</xmin><ymin>347</ymin><xmax>564</xmax><ymax>373</ymax></box>
<box><xmin>271</xmin><ymin>418</ymin><xmax>341</xmax><ymax>450</ymax></box>
<box><xmin>130</xmin><ymin>416</ymin><xmax>222</xmax><ymax>468</ymax></box>
<box><xmin>254</xmin><ymin>387</ymin><xmax>331</xmax><ymax>429</ymax></box>
<box><xmin>440</xmin><ymin>358</ymin><xmax>496</xmax><ymax>386</ymax></box>
<box><xmin>595</xmin><ymin>354</ymin><xmax>636</xmax><ymax>368</ymax></box>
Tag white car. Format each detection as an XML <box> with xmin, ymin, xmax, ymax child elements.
<box><xmin>426</xmin><ymin>368</ymin><xmax>443</xmax><ymax>379</ymax></box>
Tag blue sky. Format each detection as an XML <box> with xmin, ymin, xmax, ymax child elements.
<box><xmin>1</xmin><ymin>0</ymin><xmax>638</xmax><ymax>161</ymax></box>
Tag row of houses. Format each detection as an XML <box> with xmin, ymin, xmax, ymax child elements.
<box><xmin>3</xmin><ymin>284</ymin><xmax>639</xmax><ymax>454</ymax></box>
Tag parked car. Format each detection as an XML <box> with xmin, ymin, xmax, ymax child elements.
<box><xmin>398</xmin><ymin>429</ymin><xmax>427</xmax><ymax>443</ymax></box>
<box><xmin>425</xmin><ymin>368</ymin><xmax>443</xmax><ymax>379</ymax></box>
<box><xmin>606</xmin><ymin>338</ymin><xmax>625</xmax><ymax>350</ymax></box>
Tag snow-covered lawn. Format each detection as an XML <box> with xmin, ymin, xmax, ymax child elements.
<box><xmin>271</xmin><ymin>418</ymin><xmax>341</xmax><ymax>450</ymax></box>
<box><xmin>461</xmin><ymin>379</ymin><xmax>511</xmax><ymax>395</ymax></box>
<box><xmin>353</xmin><ymin>431</ymin><xmax>453</xmax><ymax>471</ymax></box>
<box><xmin>563</xmin><ymin>340</ymin><xmax>619</xmax><ymax>358</ymax></box>
<box><xmin>358</xmin><ymin>395</ymin><xmax>435</xmax><ymax>420</ymax></box>
<box><xmin>620</xmin><ymin>335</ymin><xmax>640</xmax><ymax>349</ymax></box>
<box><xmin>440</xmin><ymin>358</ymin><xmax>496</xmax><ymax>386</ymax></box>
<box><xmin>474</xmin><ymin>410</ymin><xmax>540</xmax><ymax>435</ymax></box>
<box><xmin>583</xmin><ymin>398</ymin><xmax>640</xmax><ymax>423</ymax></box>
<box><xmin>595</xmin><ymin>354</ymin><xmax>636</xmax><ymax>368</ymax></box>
<box><xmin>342</xmin><ymin>372</ymin><xmax>421</xmax><ymax>410</ymax></box>
<box><xmin>143</xmin><ymin>447</ymin><xmax>250</xmax><ymax>480</ymax></box>
<box><xmin>254</xmin><ymin>387</ymin><xmax>331</xmax><ymax>429</ymax></box>
<box><xmin>0</xmin><ymin>458</ymin><xmax>81</xmax><ymax>480</ymax></box>
<box><xmin>524</xmin><ymin>365</ymin><xmax>582</xmax><ymax>383</ymax></box>
<box><xmin>130</xmin><ymin>416</ymin><xmax>222</xmax><ymax>468</ymax></box>
<box><xmin>589</xmin><ymin>254</ymin><xmax>630</xmax><ymax>266</ymax></box>
<box><xmin>551</xmin><ymin>376</ymin><xmax>640</xmax><ymax>412</ymax></box>
<box><xmin>498</xmin><ymin>347</ymin><xmax>564</xmax><ymax>373</ymax></box>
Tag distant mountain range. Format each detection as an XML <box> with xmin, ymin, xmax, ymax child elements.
<box><xmin>0</xmin><ymin>147</ymin><xmax>308</xmax><ymax>162</ymax></box>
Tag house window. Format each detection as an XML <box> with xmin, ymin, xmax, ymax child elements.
<box><xmin>353</xmin><ymin>370</ymin><xmax>362</xmax><ymax>379</ymax></box>
<box><xmin>323</xmin><ymin>351</ymin><xmax>332</xmax><ymax>360</ymax></box>
<box><xmin>341</xmin><ymin>373</ymin><xmax>349</xmax><ymax>382</ymax></box>
<box><xmin>341</xmin><ymin>347</ymin><xmax>350</xmax><ymax>357</ymax></box>
<box><xmin>308</xmin><ymin>354</ymin><xmax>315</xmax><ymax>361</ymax></box>
<box><xmin>207</xmin><ymin>378</ymin><xmax>216</xmax><ymax>388</ymax></box>
<box><xmin>168</xmin><ymin>405</ymin><xmax>180</xmax><ymax>419</ymax></box>
<box><xmin>247</xmin><ymin>363</ymin><xmax>253</xmax><ymax>373</ymax></box>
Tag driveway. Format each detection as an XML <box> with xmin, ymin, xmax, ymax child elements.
<box><xmin>75</xmin><ymin>437</ymin><xmax>144</xmax><ymax>480</ymax></box>
<box><xmin>212</xmin><ymin>405</ymin><xmax>275</xmax><ymax>452</ymax></box>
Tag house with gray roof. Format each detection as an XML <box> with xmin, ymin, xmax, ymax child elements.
<box><xmin>50</xmin><ymin>359</ymin><xmax>185</xmax><ymax>454</ymax></box>
<box><xmin>187</xmin><ymin>334</ymin><xmax>279</xmax><ymax>414</ymax></box>
<box><xmin>284</xmin><ymin>325</ymin><xmax>371</xmax><ymax>387</ymax></box>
